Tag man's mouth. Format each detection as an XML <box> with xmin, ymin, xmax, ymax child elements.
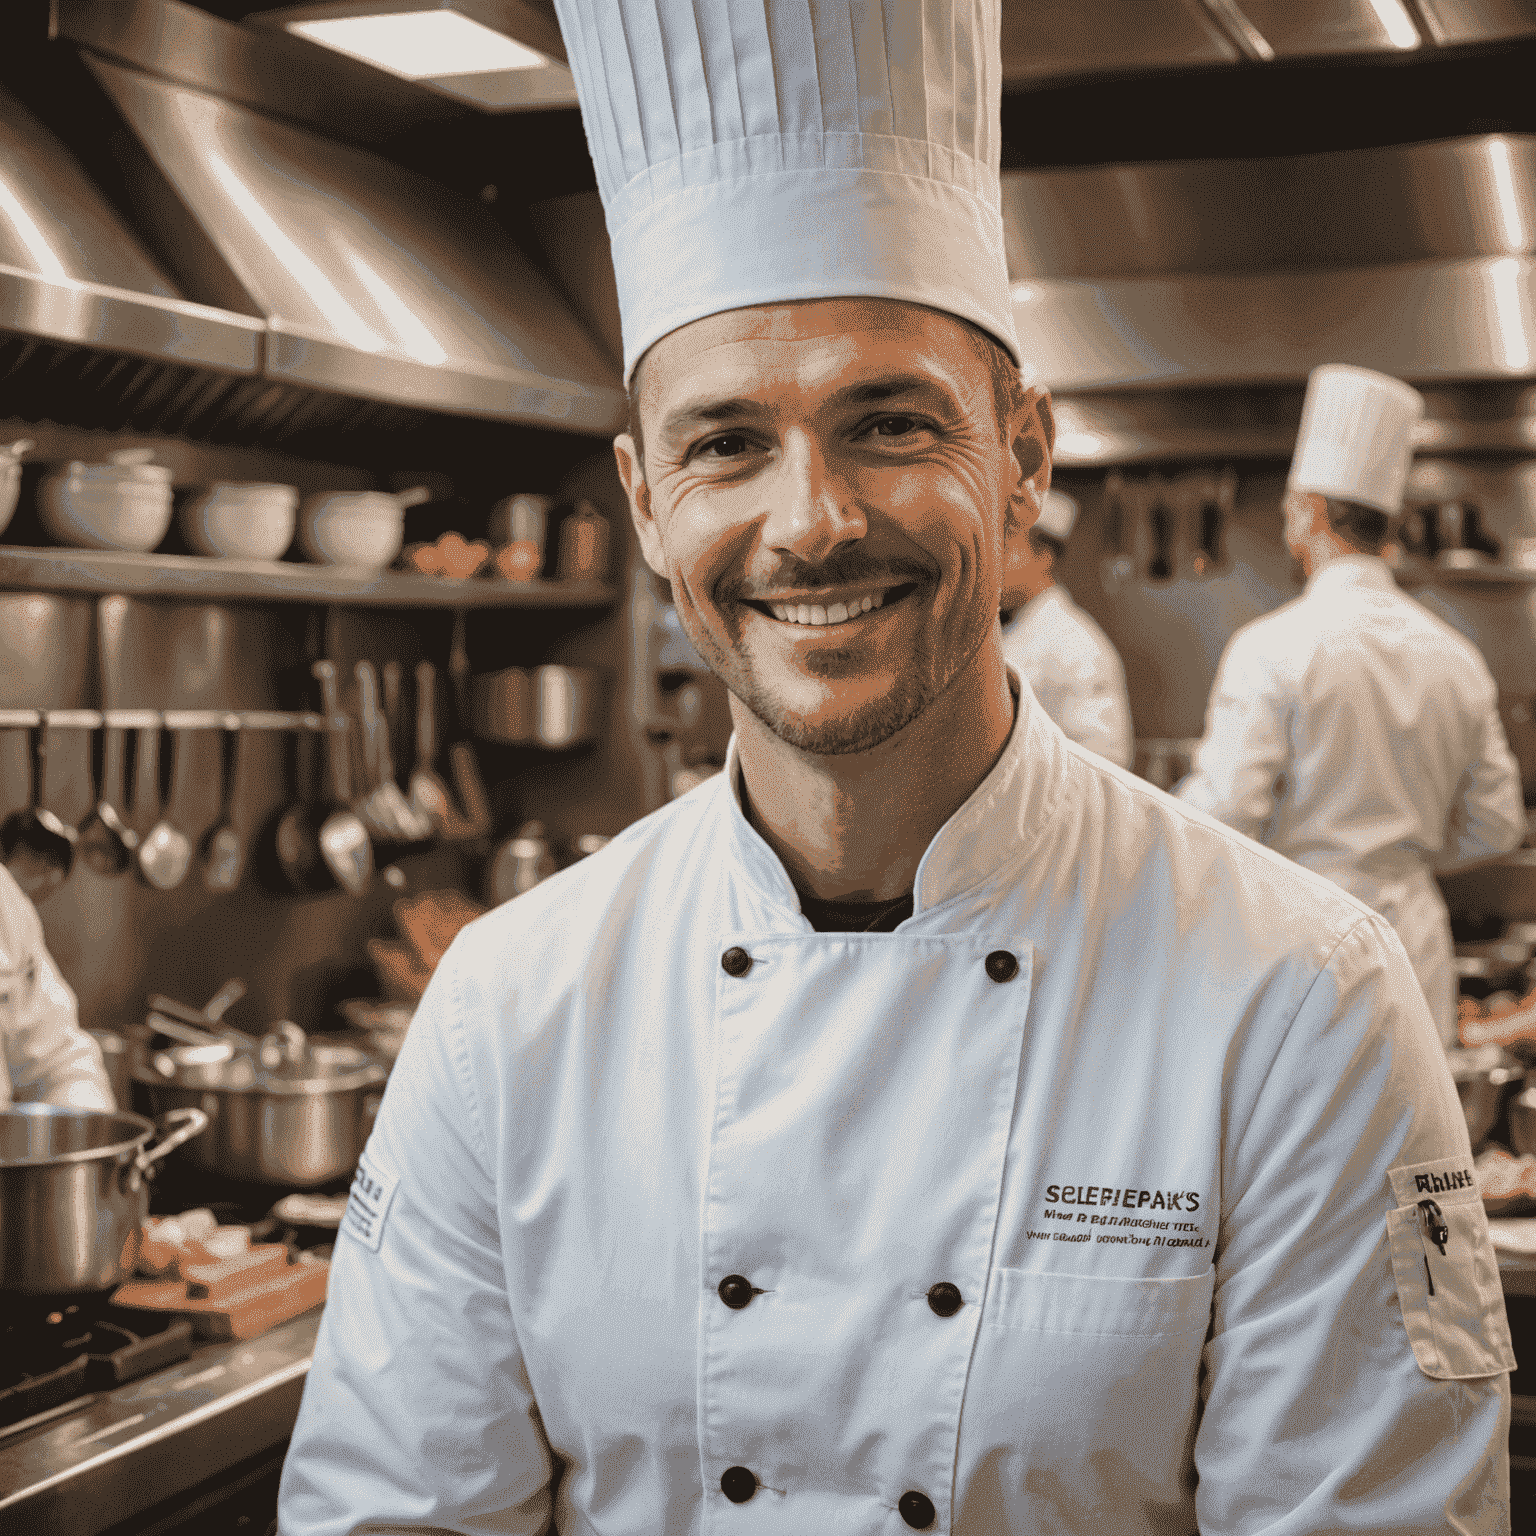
<box><xmin>743</xmin><ymin>583</ymin><xmax>918</xmax><ymax>629</ymax></box>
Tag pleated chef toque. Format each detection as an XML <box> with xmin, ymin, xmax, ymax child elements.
<box><xmin>551</xmin><ymin>0</ymin><xmax>1021</xmax><ymax>383</ymax></box>
<box><xmin>1288</xmin><ymin>365</ymin><xmax>1425</xmax><ymax>515</ymax></box>
<box><xmin>1036</xmin><ymin>488</ymin><xmax>1079</xmax><ymax>542</ymax></box>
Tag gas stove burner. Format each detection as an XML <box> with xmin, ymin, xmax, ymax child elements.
<box><xmin>0</xmin><ymin>1298</ymin><xmax>194</xmax><ymax>1433</ymax></box>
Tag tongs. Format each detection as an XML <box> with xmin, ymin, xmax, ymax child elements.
<box><xmin>146</xmin><ymin>977</ymin><xmax>259</xmax><ymax>1050</ymax></box>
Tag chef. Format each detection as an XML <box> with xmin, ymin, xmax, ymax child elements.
<box><xmin>0</xmin><ymin>860</ymin><xmax>113</xmax><ymax>1109</ymax></box>
<box><xmin>1179</xmin><ymin>363</ymin><xmax>1524</xmax><ymax>1045</ymax></box>
<box><xmin>1000</xmin><ymin>487</ymin><xmax>1133</xmax><ymax>767</ymax></box>
<box><xmin>279</xmin><ymin>7</ymin><xmax>1513</xmax><ymax>1534</ymax></box>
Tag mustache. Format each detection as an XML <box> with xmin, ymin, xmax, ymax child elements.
<box><xmin>729</xmin><ymin>552</ymin><xmax>931</xmax><ymax>603</ymax></box>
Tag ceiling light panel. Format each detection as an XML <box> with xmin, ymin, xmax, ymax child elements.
<box><xmin>287</xmin><ymin>12</ymin><xmax>550</xmax><ymax>79</ymax></box>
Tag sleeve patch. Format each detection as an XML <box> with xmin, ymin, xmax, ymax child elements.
<box><xmin>1388</xmin><ymin>1157</ymin><xmax>1479</xmax><ymax>1208</ymax></box>
<box><xmin>342</xmin><ymin>1151</ymin><xmax>399</xmax><ymax>1254</ymax></box>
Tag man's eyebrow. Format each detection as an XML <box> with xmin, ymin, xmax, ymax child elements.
<box><xmin>658</xmin><ymin>373</ymin><xmax>955</xmax><ymax>439</ymax></box>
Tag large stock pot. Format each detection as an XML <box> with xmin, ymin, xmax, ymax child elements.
<box><xmin>0</xmin><ymin>1104</ymin><xmax>208</xmax><ymax>1293</ymax></box>
<box><xmin>132</xmin><ymin>1024</ymin><xmax>386</xmax><ymax>1188</ymax></box>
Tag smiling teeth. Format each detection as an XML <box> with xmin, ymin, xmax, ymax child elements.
<box><xmin>768</xmin><ymin>593</ymin><xmax>883</xmax><ymax>625</ymax></box>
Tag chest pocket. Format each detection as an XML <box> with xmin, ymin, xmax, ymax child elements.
<box><xmin>1386</xmin><ymin>1161</ymin><xmax>1515</xmax><ymax>1381</ymax></box>
<box><xmin>987</xmin><ymin>1268</ymin><xmax>1215</xmax><ymax>1338</ymax></box>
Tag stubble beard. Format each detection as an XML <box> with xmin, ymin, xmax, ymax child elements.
<box><xmin>687</xmin><ymin>594</ymin><xmax>993</xmax><ymax>758</ymax></box>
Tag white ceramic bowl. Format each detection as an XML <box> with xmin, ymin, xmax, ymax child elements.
<box><xmin>180</xmin><ymin>483</ymin><xmax>298</xmax><ymax>561</ymax></box>
<box><xmin>37</xmin><ymin>475</ymin><xmax>174</xmax><ymax>552</ymax></box>
<box><xmin>299</xmin><ymin>492</ymin><xmax>407</xmax><ymax>571</ymax></box>
<box><xmin>0</xmin><ymin>462</ymin><xmax>20</xmax><ymax>539</ymax></box>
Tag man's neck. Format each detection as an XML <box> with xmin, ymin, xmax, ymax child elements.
<box><xmin>734</xmin><ymin>642</ymin><xmax>1017</xmax><ymax>903</ymax></box>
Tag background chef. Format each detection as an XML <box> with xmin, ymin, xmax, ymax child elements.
<box><xmin>0</xmin><ymin>860</ymin><xmax>113</xmax><ymax>1109</ymax></box>
<box><xmin>1179</xmin><ymin>363</ymin><xmax>1524</xmax><ymax>1043</ymax></box>
<box><xmin>1000</xmin><ymin>486</ymin><xmax>1133</xmax><ymax>767</ymax></box>
<box><xmin>280</xmin><ymin>5</ymin><xmax>1513</xmax><ymax>1534</ymax></box>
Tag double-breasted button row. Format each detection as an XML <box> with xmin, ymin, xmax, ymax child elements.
<box><xmin>717</xmin><ymin>1274</ymin><xmax>962</xmax><ymax>1317</ymax></box>
<box><xmin>719</xmin><ymin>1468</ymin><xmax>933</xmax><ymax>1526</ymax></box>
<box><xmin>724</xmin><ymin>946</ymin><xmax>1018</xmax><ymax>983</ymax></box>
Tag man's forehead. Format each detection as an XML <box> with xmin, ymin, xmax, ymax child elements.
<box><xmin>639</xmin><ymin>299</ymin><xmax>984</xmax><ymax>422</ymax></box>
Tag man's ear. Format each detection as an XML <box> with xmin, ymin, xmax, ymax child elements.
<box><xmin>613</xmin><ymin>433</ymin><xmax>669</xmax><ymax>579</ymax></box>
<box><xmin>1005</xmin><ymin>388</ymin><xmax>1054</xmax><ymax>539</ymax></box>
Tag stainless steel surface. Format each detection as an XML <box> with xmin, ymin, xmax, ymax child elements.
<box><xmin>85</xmin><ymin>53</ymin><xmax>625</xmax><ymax>434</ymax></box>
<box><xmin>1449</xmin><ymin>1046</ymin><xmax>1523</xmax><ymax>1148</ymax></box>
<box><xmin>354</xmin><ymin>661</ymin><xmax>430</xmax><ymax>843</ymax></box>
<box><xmin>85</xmin><ymin>1029</ymin><xmax>131</xmax><ymax>1111</ymax></box>
<box><xmin>1012</xmin><ymin>256</ymin><xmax>1536</xmax><ymax>393</ymax></box>
<box><xmin>0</xmin><ymin>1307</ymin><xmax>318</xmax><ymax>1536</ymax></box>
<box><xmin>995</xmin><ymin>0</ymin><xmax>1536</xmax><ymax>84</ymax></box>
<box><xmin>77</xmin><ymin>727</ymin><xmax>139</xmax><ymax>878</ymax></box>
<box><xmin>312</xmin><ymin>661</ymin><xmax>373</xmax><ymax>896</ymax></box>
<box><xmin>534</xmin><ymin>665</ymin><xmax>605</xmax><ymax>748</ymax></box>
<box><xmin>200</xmin><ymin>722</ymin><xmax>246</xmax><ymax>892</ymax></box>
<box><xmin>1002</xmin><ymin>138</ymin><xmax>1536</xmax><ymax>283</ymax></box>
<box><xmin>0</xmin><ymin>1105</ymin><xmax>206</xmax><ymax>1293</ymax></box>
<box><xmin>0</xmin><ymin>79</ymin><xmax>261</xmax><ymax>375</ymax></box>
<box><xmin>0</xmin><ymin>724</ymin><xmax>77</xmax><ymax>902</ymax></box>
<box><xmin>135</xmin><ymin>727</ymin><xmax>192</xmax><ymax>892</ymax></box>
<box><xmin>132</xmin><ymin>1032</ymin><xmax>384</xmax><ymax>1187</ymax></box>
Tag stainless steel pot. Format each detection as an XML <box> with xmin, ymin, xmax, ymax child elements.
<box><xmin>0</xmin><ymin>1104</ymin><xmax>208</xmax><ymax>1293</ymax></box>
<box><xmin>132</xmin><ymin>1025</ymin><xmax>386</xmax><ymax>1188</ymax></box>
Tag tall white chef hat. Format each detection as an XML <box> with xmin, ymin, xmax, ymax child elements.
<box><xmin>553</xmin><ymin>0</ymin><xmax>1021</xmax><ymax>384</ymax></box>
<box><xmin>1288</xmin><ymin>364</ymin><xmax>1425</xmax><ymax>515</ymax></box>
<box><xmin>1035</xmin><ymin>488</ymin><xmax>1079</xmax><ymax>543</ymax></box>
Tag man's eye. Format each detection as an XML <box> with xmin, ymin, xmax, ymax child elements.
<box><xmin>870</xmin><ymin>416</ymin><xmax>924</xmax><ymax>438</ymax></box>
<box><xmin>698</xmin><ymin>434</ymin><xmax>751</xmax><ymax>459</ymax></box>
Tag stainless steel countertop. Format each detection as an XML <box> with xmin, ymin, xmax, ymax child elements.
<box><xmin>0</xmin><ymin>1307</ymin><xmax>319</xmax><ymax>1536</ymax></box>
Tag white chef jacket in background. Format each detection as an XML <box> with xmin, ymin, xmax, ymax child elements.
<box><xmin>1179</xmin><ymin>554</ymin><xmax>1524</xmax><ymax>1042</ymax></box>
<box><xmin>1000</xmin><ymin>586</ymin><xmax>1134</xmax><ymax>768</ymax></box>
<box><xmin>0</xmin><ymin>862</ymin><xmax>113</xmax><ymax>1109</ymax></box>
<box><xmin>280</xmin><ymin>676</ymin><xmax>1512</xmax><ymax>1536</ymax></box>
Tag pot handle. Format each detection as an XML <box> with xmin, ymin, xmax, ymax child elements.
<box><xmin>130</xmin><ymin>1107</ymin><xmax>210</xmax><ymax>1187</ymax></box>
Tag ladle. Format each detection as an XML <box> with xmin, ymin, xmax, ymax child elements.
<box><xmin>0</xmin><ymin>722</ymin><xmax>78</xmax><ymax>902</ymax></box>
<box><xmin>272</xmin><ymin>725</ymin><xmax>329</xmax><ymax>893</ymax></box>
<box><xmin>200</xmin><ymin>719</ymin><xmax>245</xmax><ymax>892</ymax></box>
<box><xmin>137</xmin><ymin>724</ymin><xmax>193</xmax><ymax>891</ymax></box>
<box><xmin>313</xmin><ymin>660</ymin><xmax>373</xmax><ymax>895</ymax></box>
<box><xmin>78</xmin><ymin>724</ymin><xmax>139</xmax><ymax>876</ymax></box>
<box><xmin>408</xmin><ymin>660</ymin><xmax>459</xmax><ymax>836</ymax></box>
<box><xmin>356</xmin><ymin>660</ymin><xmax>430</xmax><ymax>842</ymax></box>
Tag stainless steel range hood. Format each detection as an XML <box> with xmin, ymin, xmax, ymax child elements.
<box><xmin>84</xmin><ymin>54</ymin><xmax>623</xmax><ymax>436</ymax></box>
<box><xmin>0</xmin><ymin>0</ymin><xmax>625</xmax><ymax>443</ymax></box>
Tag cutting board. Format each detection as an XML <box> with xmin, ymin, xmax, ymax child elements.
<box><xmin>112</xmin><ymin>1257</ymin><xmax>329</xmax><ymax>1341</ymax></box>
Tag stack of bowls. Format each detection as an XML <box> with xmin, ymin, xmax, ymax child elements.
<box><xmin>179</xmin><ymin>482</ymin><xmax>299</xmax><ymax>561</ymax></box>
<box><xmin>38</xmin><ymin>450</ymin><xmax>175</xmax><ymax>553</ymax></box>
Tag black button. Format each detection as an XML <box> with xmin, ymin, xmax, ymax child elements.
<box><xmin>927</xmin><ymin>1281</ymin><xmax>962</xmax><ymax>1317</ymax></box>
<box><xmin>721</xmin><ymin>946</ymin><xmax>753</xmax><ymax>977</ymax></box>
<box><xmin>718</xmin><ymin>1274</ymin><xmax>755</xmax><ymax>1310</ymax></box>
<box><xmin>721</xmin><ymin>1466</ymin><xmax>757</xmax><ymax>1503</ymax></box>
<box><xmin>899</xmin><ymin>1490</ymin><xmax>936</xmax><ymax>1528</ymax></box>
<box><xmin>984</xmin><ymin>949</ymin><xmax>1018</xmax><ymax>982</ymax></box>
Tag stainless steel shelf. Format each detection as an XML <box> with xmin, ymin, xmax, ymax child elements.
<box><xmin>0</xmin><ymin>547</ymin><xmax>616</xmax><ymax>609</ymax></box>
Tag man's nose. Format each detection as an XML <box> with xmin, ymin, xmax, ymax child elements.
<box><xmin>760</xmin><ymin>431</ymin><xmax>865</xmax><ymax>560</ymax></box>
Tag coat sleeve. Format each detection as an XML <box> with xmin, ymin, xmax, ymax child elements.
<box><xmin>1054</xmin><ymin>647</ymin><xmax>1135</xmax><ymax>770</ymax></box>
<box><xmin>1177</xmin><ymin>633</ymin><xmax>1289</xmax><ymax>838</ymax></box>
<box><xmin>0</xmin><ymin>866</ymin><xmax>113</xmax><ymax>1110</ymax></box>
<box><xmin>1436</xmin><ymin>693</ymin><xmax>1525</xmax><ymax>868</ymax></box>
<box><xmin>1195</xmin><ymin>914</ymin><xmax>1512</xmax><ymax>1535</ymax></box>
<box><xmin>277</xmin><ymin>937</ymin><xmax>555</xmax><ymax>1536</ymax></box>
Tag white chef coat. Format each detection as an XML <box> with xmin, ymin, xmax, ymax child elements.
<box><xmin>1000</xmin><ymin>585</ymin><xmax>1134</xmax><ymax>768</ymax></box>
<box><xmin>280</xmin><ymin>675</ymin><xmax>1513</xmax><ymax>1536</ymax></box>
<box><xmin>0</xmin><ymin>861</ymin><xmax>112</xmax><ymax>1110</ymax></box>
<box><xmin>1179</xmin><ymin>554</ymin><xmax>1524</xmax><ymax>1043</ymax></box>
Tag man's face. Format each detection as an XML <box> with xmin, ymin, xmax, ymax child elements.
<box><xmin>614</xmin><ymin>299</ymin><xmax>1050</xmax><ymax>756</ymax></box>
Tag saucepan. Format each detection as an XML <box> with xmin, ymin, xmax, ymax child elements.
<box><xmin>0</xmin><ymin>1104</ymin><xmax>208</xmax><ymax>1293</ymax></box>
<box><xmin>132</xmin><ymin>1020</ymin><xmax>387</xmax><ymax>1187</ymax></box>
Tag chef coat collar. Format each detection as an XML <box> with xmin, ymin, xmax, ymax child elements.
<box><xmin>1305</xmin><ymin>552</ymin><xmax>1397</xmax><ymax>597</ymax></box>
<box><xmin>717</xmin><ymin>666</ymin><xmax>1067</xmax><ymax>921</ymax></box>
<box><xmin>1006</xmin><ymin>582</ymin><xmax>1070</xmax><ymax>638</ymax></box>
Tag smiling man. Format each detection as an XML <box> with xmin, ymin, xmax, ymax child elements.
<box><xmin>279</xmin><ymin>4</ymin><xmax>1514</xmax><ymax>1534</ymax></box>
